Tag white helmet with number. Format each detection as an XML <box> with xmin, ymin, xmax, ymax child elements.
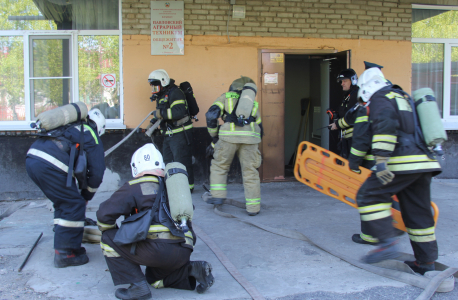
<box><xmin>148</xmin><ymin>69</ymin><xmax>170</xmax><ymax>87</ymax></box>
<box><xmin>131</xmin><ymin>143</ymin><xmax>165</xmax><ymax>178</ymax></box>
<box><xmin>357</xmin><ymin>67</ymin><xmax>390</xmax><ymax>103</ymax></box>
<box><xmin>87</xmin><ymin>108</ymin><xmax>106</xmax><ymax>136</ymax></box>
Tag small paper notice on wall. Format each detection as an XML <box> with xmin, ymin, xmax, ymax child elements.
<box><xmin>264</xmin><ymin>73</ymin><xmax>278</xmax><ymax>84</ymax></box>
<box><xmin>270</xmin><ymin>53</ymin><xmax>284</xmax><ymax>63</ymax></box>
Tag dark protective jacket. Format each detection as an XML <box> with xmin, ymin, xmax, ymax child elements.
<box><xmin>335</xmin><ymin>85</ymin><xmax>359</xmax><ymax>138</ymax></box>
<box><xmin>156</xmin><ymin>80</ymin><xmax>193</xmax><ymax>135</ymax></box>
<box><xmin>350</xmin><ymin>86</ymin><xmax>441</xmax><ymax>175</ymax></box>
<box><xmin>96</xmin><ymin>175</ymin><xmax>195</xmax><ymax>250</ymax></box>
<box><xmin>348</xmin><ymin>105</ymin><xmax>375</xmax><ymax>170</ymax></box>
<box><xmin>205</xmin><ymin>92</ymin><xmax>262</xmax><ymax>144</ymax></box>
<box><xmin>26</xmin><ymin>122</ymin><xmax>105</xmax><ymax>200</ymax></box>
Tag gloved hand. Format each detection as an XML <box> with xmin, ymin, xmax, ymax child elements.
<box><xmin>152</xmin><ymin>109</ymin><xmax>162</xmax><ymax>119</ymax></box>
<box><xmin>206</xmin><ymin>137</ymin><xmax>218</xmax><ymax>159</ymax></box>
<box><xmin>375</xmin><ymin>156</ymin><xmax>395</xmax><ymax>185</ymax></box>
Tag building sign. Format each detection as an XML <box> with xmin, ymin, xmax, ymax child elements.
<box><xmin>264</xmin><ymin>73</ymin><xmax>278</xmax><ymax>85</ymax></box>
<box><xmin>151</xmin><ymin>1</ymin><xmax>184</xmax><ymax>55</ymax></box>
<box><xmin>270</xmin><ymin>53</ymin><xmax>284</xmax><ymax>63</ymax></box>
<box><xmin>101</xmin><ymin>74</ymin><xmax>116</xmax><ymax>88</ymax></box>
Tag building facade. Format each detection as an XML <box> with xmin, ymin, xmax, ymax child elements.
<box><xmin>1</xmin><ymin>0</ymin><xmax>457</xmax><ymax>200</ymax></box>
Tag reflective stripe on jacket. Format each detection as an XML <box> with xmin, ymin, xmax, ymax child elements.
<box><xmin>206</xmin><ymin>92</ymin><xmax>262</xmax><ymax>144</ymax></box>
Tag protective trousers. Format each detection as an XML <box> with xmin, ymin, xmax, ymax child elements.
<box><xmin>101</xmin><ymin>229</ymin><xmax>195</xmax><ymax>290</ymax></box>
<box><xmin>26</xmin><ymin>157</ymin><xmax>86</xmax><ymax>249</ymax></box>
<box><xmin>340</xmin><ymin>137</ymin><xmax>352</xmax><ymax>159</ymax></box>
<box><xmin>163</xmin><ymin>130</ymin><xmax>194</xmax><ymax>190</ymax></box>
<box><xmin>210</xmin><ymin>140</ymin><xmax>262</xmax><ymax>214</ymax></box>
<box><xmin>357</xmin><ymin>172</ymin><xmax>438</xmax><ymax>263</ymax></box>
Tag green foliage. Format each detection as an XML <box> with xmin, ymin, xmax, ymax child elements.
<box><xmin>0</xmin><ymin>0</ymin><xmax>56</xmax><ymax>30</ymax></box>
<box><xmin>0</xmin><ymin>37</ymin><xmax>24</xmax><ymax>121</ymax></box>
<box><xmin>412</xmin><ymin>10</ymin><xmax>458</xmax><ymax>63</ymax></box>
<box><xmin>78</xmin><ymin>36</ymin><xmax>120</xmax><ymax>110</ymax></box>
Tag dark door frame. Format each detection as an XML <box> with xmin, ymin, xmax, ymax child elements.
<box><xmin>258</xmin><ymin>49</ymin><xmax>351</xmax><ymax>182</ymax></box>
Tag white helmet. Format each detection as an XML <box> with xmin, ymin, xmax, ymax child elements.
<box><xmin>87</xmin><ymin>108</ymin><xmax>106</xmax><ymax>136</ymax></box>
<box><xmin>131</xmin><ymin>143</ymin><xmax>165</xmax><ymax>178</ymax></box>
<box><xmin>148</xmin><ymin>69</ymin><xmax>170</xmax><ymax>87</ymax></box>
<box><xmin>357</xmin><ymin>67</ymin><xmax>390</xmax><ymax>102</ymax></box>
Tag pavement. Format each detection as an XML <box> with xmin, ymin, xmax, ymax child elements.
<box><xmin>1</xmin><ymin>178</ymin><xmax>458</xmax><ymax>300</ymax></box>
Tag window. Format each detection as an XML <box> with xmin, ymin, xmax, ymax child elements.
<box><xmin>0</xmin><ymin>0</ymin><xmax>123</xmax><ymax>130</ymax></box>
<box><xmin>412</xmin><ymin>5</ymin><xmax>458</xmax><ymax>129</ymax></box>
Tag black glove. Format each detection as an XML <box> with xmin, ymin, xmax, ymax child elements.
<box><xmin>206</xmin><ymin>137</ymin><xmax>218</xmax><ymax>158</ymax></box>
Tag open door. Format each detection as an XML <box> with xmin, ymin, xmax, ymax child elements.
<box><xmin>260</xmin><ymin>49</ymin><xmax>351</xmax><ymax>182</ymax></box>
<box><xmin>327</xmin><ymin>50</ymin><xmax>351</xmax><ymax>154</ymax></box>
<box><xmin>260</xmin><ymin>52</ymin><xmax>285</xmax><ymax>181</ymax></box>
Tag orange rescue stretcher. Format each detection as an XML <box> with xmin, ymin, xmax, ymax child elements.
<box><xmin>294</xmin><ymin>141</ymin><xmax>439</xmax><ymax>232</ymax></box>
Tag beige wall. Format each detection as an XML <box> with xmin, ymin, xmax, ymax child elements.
<box><xmin>123</xmin><ymin>34</ymin><xmax>411</xmax><ymax>128</ymax></box>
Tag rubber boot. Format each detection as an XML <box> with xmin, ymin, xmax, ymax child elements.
<box><xmin>115</xmin><ymin>280</ymin><xmax>152</xmax><ymax>300</ymax></box>
<box><xmin>405</xmin><ymin>261</ymin><xmax>435</xmax><ymax>275</ymax></box>
<box><xmin>361</xmin><ymin>237</ymin><xmax>400</xmax><ymax>264</ymax></box>
<box><xmin>351</xmin><ymin>234</ymin><xmax>378</xmax><ymax>245</ymax></box>
<box><xmin>189</xmin><ymin>261</ymin><xmax>214</xmax><ymax>294</ymax></box>
<box><xmin>54</xmin><ymin>247</ymin><xmax>89</xmax><ymax>268</ymax></box>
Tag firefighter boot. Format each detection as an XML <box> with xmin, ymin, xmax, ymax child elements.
<box><xmin>115</xmin><ymin>280</ymin><xmax>152</xmax><ymax>300</ymax></box>
<box><xmin>54</xmin><ymin>247</ymin><xmax>89</xmax><ymax>268</ymax></box>
<box><xmin>404</xmin><ymin>261</ymin><xmax>435</xmax><ymax>275</ymax></box>
<box><xmin>189</xmin><ymin>261</ymin><xmax>214</xmax><ymax>294</ymax></box>
<box><xmin>362</xmin><ymin>237</ymin><xmax>400</xmax><ymax>264</ymax></box>
<box><xmin>352</xmin><ymin>234</ymin><xmax>378</xmax><ymax>245</ymax></box>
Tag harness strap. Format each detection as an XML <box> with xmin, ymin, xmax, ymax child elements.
<box><xmin>165</xmin><ymin>168</ymin><xmax>188</xmax><ymax>180</ymax></box>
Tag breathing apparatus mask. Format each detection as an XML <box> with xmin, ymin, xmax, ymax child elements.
<box><xmin>149</xmin><ymin>79</ymin><xmax>162</xmax><ymax>101</ymax></box>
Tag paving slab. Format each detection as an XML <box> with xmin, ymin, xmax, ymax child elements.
<box><xmin>0</xmin><ymin>179</ymin><xmax>457</xmax><ymax>299</ymax></box>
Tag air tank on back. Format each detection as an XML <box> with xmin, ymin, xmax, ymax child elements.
<box><xmin>31</xmin><ymin>101</ymin><xmax>88</xmax><ymax>132</ymax></box>
<box><xmin>235</xmin><ymin>83</ymin><xmax>257</xmax><ymax>122</ymax></box>
<box><xmin>164</xmin><ymin>162</ymin><xmax>193</xmax><ymax>232</ymax></box>
<box><xmin>412</xmin><ymin>88</ymin><xmax>447</xmax><ymax>154</ymax></box>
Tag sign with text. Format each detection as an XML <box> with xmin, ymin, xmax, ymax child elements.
<box><xmin>151</xmin><ymin>1</ymin><xmax>184</xmax><ymax>55</ymax></box>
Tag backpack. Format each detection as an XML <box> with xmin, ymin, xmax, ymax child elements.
<box><xmin>179</xmin><ymin>81</ymin><xmax>199</xmax><ymax>117</ymax></box>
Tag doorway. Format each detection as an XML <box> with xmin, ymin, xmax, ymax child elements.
<box><xmin>260</xmin><ymin>50</ymin><xmax>350</xmax><ymax>182</ymax></box>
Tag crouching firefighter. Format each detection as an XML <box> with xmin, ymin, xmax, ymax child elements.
<box><xmin>205</xmin><ymin>76</ymin><xmax>263</xmax><ymax>216</ymax></box>
<box><xmin>148</xmin><ymin>69</ymin><xmax>195</xmax><ymax>192</ymax></box>
<box><xmin>96</xmin><ymin>144</ymin><xmax>214</xmax><ymax>300</ymax></box>
<box><xmin>26</xmin><ymin>106</ymin><xmax>106</xmax><ymax>268</ymax></box>
<box><xmin>354</xmin><ymin>67</ymin><xmax>442</xmax><ymax>275</ymax></box>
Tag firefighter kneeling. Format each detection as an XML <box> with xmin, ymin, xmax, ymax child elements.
<box><xmin>351</xmin><ymin>68</ymin><xmax>442</xmax><ymax>275</ymax></box>
<box><xmin>96</xmin><ymin>144</ymin><xmax>214</xmax><ymax>300</ymax></box>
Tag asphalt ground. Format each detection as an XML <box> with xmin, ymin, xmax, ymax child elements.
<box><xmin>0</xmin><ymin>179</ymin><xmax>457</xmax><ymax>300</ymax></box>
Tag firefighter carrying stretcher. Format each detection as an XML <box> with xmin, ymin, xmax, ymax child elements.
<box><xmin>351</xmin><ymin>67</ymin><xmax>442</xmax><ymax>274</ymax></box>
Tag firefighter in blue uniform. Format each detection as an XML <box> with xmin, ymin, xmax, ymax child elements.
<box><xmin>353</xmin><ymin>68</ymin><xmax>442</xmax><ymax>275</ymax></box>
<box><xmin>26</xmin><ymin>108</ymin><xmax>106</xmax><ymax>268</ymax></box>
<box><xmin>96</xmin><ymin>144</ymin><xmax>214</xmax><ymax>300</ymax></box>
<box><xmin>148</xmin><ymin>69</ymin><xmax>195</xmax><ymax>192</ymax></box>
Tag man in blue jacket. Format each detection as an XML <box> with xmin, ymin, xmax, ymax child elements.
<box><xmin>26</xmin><ymin>108</ymin><xmax>106</xmax><ymax>268</ymax></box>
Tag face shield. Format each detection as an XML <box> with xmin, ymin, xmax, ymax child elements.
<box><xmin>149</xmin><ymin>79</ymin><xmax>162</xmax><ymax>94</ymax></box>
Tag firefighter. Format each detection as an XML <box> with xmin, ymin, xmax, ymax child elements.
<box><xmin>96</xmin><ymin>144</ymin><xmax>214</xmax><ymax>300</ymax></box>
<box><xmin>330</xmin><ymin>69</ymin><xmax>359</xmax><ymax>159</ymax></box>
<box><xmin>354</xmin><ymin>68</ymin><xmax>441</xmax><ymax>274</ymax></box>
<box><xmin>205</xmin><ymin>76</ymin><xmax>263</xmax><ymax>216</ymax></box>
<box><xmin>148</xmin><ymin>69</ymin><xmax>195</xmax><ymax>192</ymax></box>
<box><xmin>26</xmin><ymin>108</ymin><xmax>106</xmax><ymax>268</ymax></box>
